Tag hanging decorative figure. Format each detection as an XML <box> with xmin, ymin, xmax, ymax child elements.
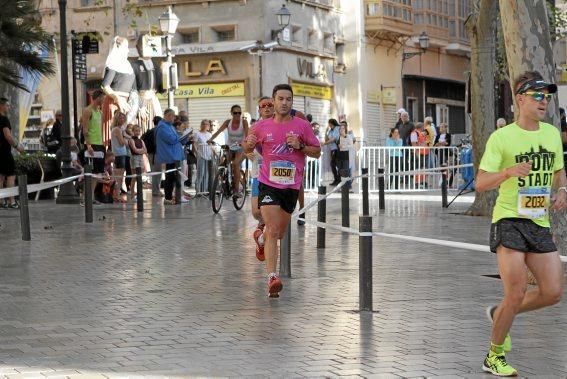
<box><xmin>101</xmin><ymin>36</ymin><xmax>137</xmax><ymax>145</ymax></box>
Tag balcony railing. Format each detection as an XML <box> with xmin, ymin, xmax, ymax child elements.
<box><xmin>365</xmin><ymin>0</ymin><xmax>413</xmax><ymax>36</ymax></box>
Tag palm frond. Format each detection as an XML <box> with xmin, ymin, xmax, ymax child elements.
<box><xmin>0</xmin><ymin>0</ymin><xmax>55</xmax><ymax>91</ymax></box>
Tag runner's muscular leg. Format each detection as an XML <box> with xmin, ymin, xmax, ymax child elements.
<box><xmin>260</xmin><ymin>205</ymin><xmax>291</xmax><ymax>273</ymax></box>
<box><xmin>518</xmin><ymin>251</ymin><xmax>564</xmax><ymax>313</ymax></box>
<box><xmin>491</xmin><ymin>247</ymin><xmax>528</xmax><ymax>346</ymax></box>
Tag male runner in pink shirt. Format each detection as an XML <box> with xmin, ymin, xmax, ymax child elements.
<box><xmin>244</xmin><ymin>84</ymin><xmax>321</xmax><ymax>297</ymax></box>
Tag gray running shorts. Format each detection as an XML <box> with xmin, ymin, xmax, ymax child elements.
<box><xmin>489</xmin><ymin>218</ymin><xmax>556</xmax><ymax>254</ymax></box>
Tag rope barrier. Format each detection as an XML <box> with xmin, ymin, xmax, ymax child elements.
<box><xmin>0</xmin><ymin>168</ymin><xmax>182</xmax><ymax>200</ymax></box>
<box><xmin>300</xmin><ymin>217</ymin><xmax>567</xmax><ymax>263</ymax></box>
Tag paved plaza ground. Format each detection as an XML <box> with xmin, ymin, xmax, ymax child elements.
<box><xmin>0</xmin><ymin>190</ymin><xmax>566</xmax><ymax>378</ymax></box>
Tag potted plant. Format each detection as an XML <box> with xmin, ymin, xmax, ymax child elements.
<box><xmin>14</xmin><ymin>152</ymin><xmax>61</xmax><ymax>199</ymax></box>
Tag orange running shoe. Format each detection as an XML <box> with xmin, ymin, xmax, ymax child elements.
<box><xmin>268</xmin><ymin>275</ymin><xmax>282</xmax><ymax>298</ymax></box>
<box><xmin>253</xmin><ymin>228</ymin><xmax>265</xmax><ymax>261</ymax></box>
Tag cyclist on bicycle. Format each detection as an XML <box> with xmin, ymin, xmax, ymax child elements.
<box><xmin>208</xmin><ymin>104</ymin><xmax>249</xmax><ymax>196</ymax></box>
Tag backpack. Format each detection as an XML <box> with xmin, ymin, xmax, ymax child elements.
<box><xmin>142</xmin><ymin>127</ymin><xmax>157</xmax><ymax>154</ymax></box>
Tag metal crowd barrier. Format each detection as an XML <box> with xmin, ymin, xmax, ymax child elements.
<box><xmin>358</xmin><ymin>146</ymin><xmax>463</xmax><ymax>193</ymax></box>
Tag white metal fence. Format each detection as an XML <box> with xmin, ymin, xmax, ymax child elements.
<box><xmin>358</xmin><ymin>146</ymin><xmax>470</xmax><ymax>192</ymax></box>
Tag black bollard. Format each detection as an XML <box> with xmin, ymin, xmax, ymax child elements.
<box><xmin>441</xmin><ymin>168</ymin><xmax>448</xmax><ymax>208</ymax></box>
<box><xmin>317</xmin><ymin>186</ymin><xmax>326</xmax><ymax>248</ymax></box>
<box><xmin>340</xmin><ymin>168</ymin><xmax>350</xmax><ymax>228</ymax></box>
<box><xmin>378</xmin><ymin>168</ymin><xmax>385</xmax><ymax>210</ymax></box>
<box><xmin>362</xmin><ymin>167</ymin><xmax>369</xmax><ymax>216</ymax></box>
<box><xmin>136</xmin><ymin>167</ymin><xmax>144</xmax><ymax>212</ymax></box>
<box><xmin>359</xmin><ymin>215</ymin><xmax>373</xmax><ymax>312</ymax></box>
<box><xmin>175</xmin><ymin>160</ymin><xmax>182</xmax><ymax>205</ymax></box>
<box><xmin>17</xmin><ymin>175</ymin><xmax>31</xmax><ymax>241</ymax></box>
<box><xmin>279</xmin><ymin>220</ymin><xmax>291</xmax><ymax>278</ymax></box>
<box><xmin>84</xmin><ymin>164</ymin><xmax>93</xmax><ymax>223</ymax></box>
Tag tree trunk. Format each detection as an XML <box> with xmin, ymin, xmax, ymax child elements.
<box><xmin>465</xmin><ymin>0</ymin><xmax>498</xmax><ymax>216</ymax></box>
<box><xmin>500</xmin><ymin>0</ymin><xmax>567</xmax><ymax>257</ymax></box>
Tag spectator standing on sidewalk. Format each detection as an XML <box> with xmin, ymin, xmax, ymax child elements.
<box><xmin>142</xmin><ymin>116</ymin><xmax>163</xmax><ymax>197</ymax></box>
<box><xmin>194</xmin><ymin>119</ymin><xmax>213</xmax><ymax>196</ymax></box>
<box><xmin>0</xmin><ymin>97</ymin><xmax>24</xmax><ymax>208</ymax></box>
<box><xmin>110</xmin><ymin>112</ymin><xmax>129</xmax><ymax>203</ymax></box>
<box><xmin>337</xmin><ymin>121</ymin><xmax>354</xmax><ymax>190</ymax></box>
<box><xmin>81</xmin><ymin>89</ymin><xmax>106</xmax><ymax>202</ymax></box>
<box><xmin>386</xmin><ymin>128</ymin><xmax>403</xmax><ymax>190</ymax></box>
<box><xmin>323</xmin><ymin>118</ymin><xmax>341</xmax><ymax>185</ymax></box>
<box><xmin>128</xmin><ymin>124</ymin><xmax>147</xmax><ymax>202</ymax></box>
<box><xmin>156</xmin><ymin>109</ymin><xmax>184</xmax><ymax>205</ymax></box>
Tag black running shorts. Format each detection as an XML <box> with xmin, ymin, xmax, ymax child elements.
<box><xmin>258</xmin><ymin>182</ymin><xmax>299</xmax><ymax>214</ymax></box>
<box><xmin>0</xmin><ymin>152</ymin><xmax>15</xmax><ymax>176</ymax></box>
<box><xmin>489</xmin><ymin>218</ymin><xmax>557</xmax><ymax>254</ymax></box>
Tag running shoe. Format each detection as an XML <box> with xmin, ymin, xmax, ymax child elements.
<box><xmin>486</xmin><ymin>306</ymin><xmax>512</xmax><ymax>352</ymax></box>
<box><xmin>297</xmin><ymin>213</ymin><xmax>305</xmax><ymax>226</ymax></box>
<box><xmin>482</xmin><ymin>352</ymin><xmax>517</xmax><ymax>377</ymax></box>
<box><xmin>163</xmin><ymin>199</ymin><xmax>175</xmax><ymax>205</ymax></box>
<box><xmin>253</xmin><ymin>228</ymin><xmax>265</xmax><ymax>261</ymax></box>
<box><xmin>8</xmin><ymin>202</ymin><xmax>19</xmax><ymax>209</ymax></box>
<box><xmin>268</xmin><ymin>275</ymin><xmax>282</xmax><ymax>298</ymax></box>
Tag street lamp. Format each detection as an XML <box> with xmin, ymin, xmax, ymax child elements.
<box><xmin>272</xmin><ymin>4</ymin><xmax>292</xmax><ymax>42</ymax></box>
<box><xmin>56</xmin><ymin>0</ymin><xmax>80</xmax><ymax>204</ymax></box>
<box><xmin>159</xmin><ymin>6</ymin><xmax>179</xmax><ymax>109</ymax></box>
<box><xmin>402</xmin><ymin>31</ymin><xmax>430</xmax><ymax>61</ymax></box>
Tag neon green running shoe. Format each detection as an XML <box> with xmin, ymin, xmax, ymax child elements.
<box><xmin>486</xmin><ymin>306</ymin><xmax>512</xmax><ymax>352</ymax></box>
<box><xmin>482</xmin><ymin>352</ymin><xmax>518</xmax><ymax>377</ymax></box>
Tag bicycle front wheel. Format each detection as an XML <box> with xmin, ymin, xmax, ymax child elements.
<box><xmin>211</xmin><ymin>170</ymin><xmax>225</xmax><ymax>213</ymax></box>
<box><xmin>233</xmin><ymin>169</ymin><xmax>247</xmax><ymax>210</ymax></box>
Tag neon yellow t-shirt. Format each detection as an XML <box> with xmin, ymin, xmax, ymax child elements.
<box><xmin>479</xmin><ymin>122</ymin><xmax>564</xmax><ymax>227</ymax></box>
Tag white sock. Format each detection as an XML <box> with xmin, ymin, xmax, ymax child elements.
<box><xmin>268</xmin><ymin>272</ymin><xmax>277</xmax><ymax>279</ymax></box>
<box><xmin>258</xmin><ymin>233</ymin><xmax>265</xmax><ymax>245</ymax></box>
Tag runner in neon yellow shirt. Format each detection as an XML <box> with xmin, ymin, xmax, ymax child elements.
<box><xmin>477</xmin><ymin>71</ymin><xmax>567</xmax><ymax>377</ymax></box>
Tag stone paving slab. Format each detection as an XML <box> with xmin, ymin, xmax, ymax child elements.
<box><xmin>0</xmin><ymin>190</ymin><xmax>566</xmax><ymax>378</ymax></box>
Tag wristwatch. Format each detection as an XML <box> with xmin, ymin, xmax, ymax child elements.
<box><xmin>298</xmin><ymin>142</ymin><xmax>305</xmax><ymax>151</ymax></box>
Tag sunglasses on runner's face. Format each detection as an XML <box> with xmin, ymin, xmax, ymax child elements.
<box><xmin>233</xmin><ymin>112</ymin><xmax>242</xmax><ymax>115</ymax></box>
<box><xmin>523</xmin><ymin>91</ymin><xmax>553</xmax><ymax>102</ymax></box>
<box><xmin>259</xmin><ymin>103</ymin><xmax>273</xmax><ymax>109</ymax></box>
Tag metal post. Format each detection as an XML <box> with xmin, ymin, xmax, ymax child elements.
<box><xmin>378</xmin><ymin>167</ymin><xmax>385</xmax><ymax>210</ymax></box>
<box><xmin>18</xmin><ymin>175</ymin><xmax>31</xmax><ymax>241</ymax></box>
<box><xmin>279</xmin><ymin>221</ymin><xmax>291</xmax><ymax>278</ymax></box>
<box><xmin>71</xmin><ymin>35</ymin><xmax>78</xmax><ymax>139</ymax></box>
<box><xmin>84</xmin><ymin>164</ymin><xmax>93</xmax><ymax>223</ymax></box>
<box><xmin>359</xmin><ymin>215</ymin><xmax>373</xmax><ymax>312</ymax></box>
<box><xmin>317</xmin><ymin>185</ymin><xmax>326</xmax><ymax>248</ymax></box>
<box><xmin>441</xmin><ymin>168</ymin><xmax>448</xmax><ymax>208</ymax></box>
<box><xmin>362</xmin><ymin>167</ymin><xmax>369</xmax><ymax>216</ymax></box>
<box><xmin>56</xmin><ymin>0</ymin><xmax>80</xmax><ymax>204</ymax></box>
<box><xmin>340</xmin><ymin>168</ymin><xmax>349</xmax><ymax>228</ymax></box>
<box><xmin>175</xmin><ymin>160</ymin><xmax>182</xmax><ymax>205</ymax></box>
<box><xmin>166</xmin><ymin>34</ymin><xmax>174</xmax><ymax>109</ymax></box>
<box><xmin>136</xmin><ymin>167</ymin><xmax>144</xmax><ymax>212</ymax></box>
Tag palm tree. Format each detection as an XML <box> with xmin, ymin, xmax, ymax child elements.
<box><xmin>0</xmin><ymin>0</ymin><xmax>54</xmax><ymax>91</ymax></box>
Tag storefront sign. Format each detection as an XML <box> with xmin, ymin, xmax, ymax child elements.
<box><xmin>297</xmin><ymin>58</ymin><xmax>329</xmax><ymax>81</ymax></box>
<box><xmin>184</xmin><ymin>59</ymin><xmax>227</xmax><ymax>77</ymax></box>
<box><xmin>291</xmin><ymin>82</ymin><xmax>332</xmax><ymax>100</ymax></box>
<box><xmin>367</xmin><ymin>91</ymin><xmax>381</xmax><ymax>103</ymax></box>
<box><xmin>157</xmin><ymin>81</ymin><xmax>245</xmax><ymax>99</ymax></box>
<box><xmin>382</xmin><ymin>87</ymin><xmax>397</xmax><ymax>104</ymax></box>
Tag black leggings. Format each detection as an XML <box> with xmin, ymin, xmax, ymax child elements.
<box><xmin>330</xmin><ymin>150</ymin><xmax>340</xmax><ymax>182</ymax></box>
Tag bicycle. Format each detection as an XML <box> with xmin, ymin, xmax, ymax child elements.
<box><xmin>210</xmin><ymin>143</ymin><xmax>248</xmax><ymax>213</ymax></box>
